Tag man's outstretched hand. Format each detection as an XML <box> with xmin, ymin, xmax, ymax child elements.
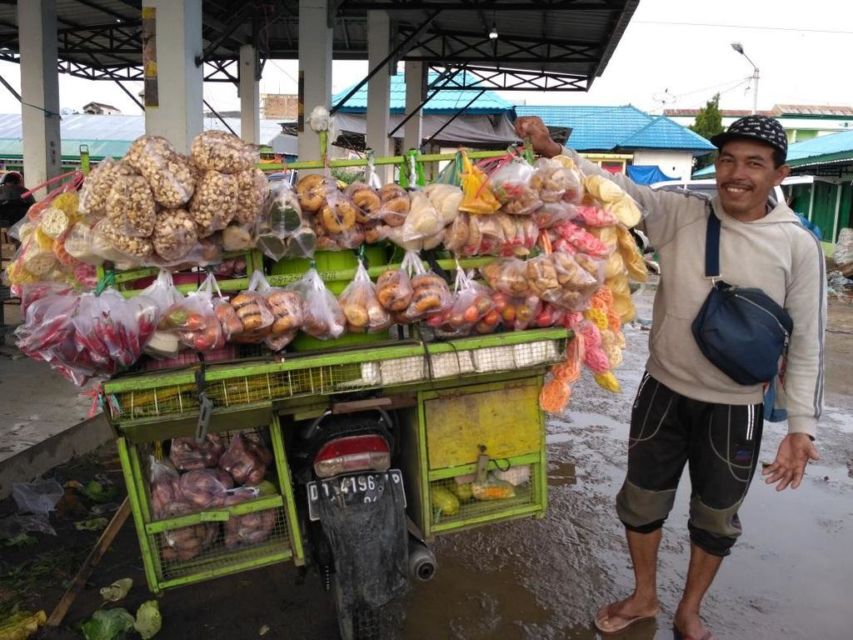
<box><xmin>762</xmin><ymin>433</ymin><xmax>819</xmax><ymax>491</ymax></box>
<box><xmin>514</xmin><ymin>116</ymin><xmax>563</xmax><ymax>158</ymax></box>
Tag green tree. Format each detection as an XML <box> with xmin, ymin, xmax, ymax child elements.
<box><xmin>690</xmin><ymin>93</ymin><xmax>724</xmax><ymax>168</ymax></box>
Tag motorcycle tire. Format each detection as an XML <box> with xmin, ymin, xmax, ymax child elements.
<box><xmin>334</xmin><ymin>579</ymin><xmax>389</xmax><ymax>640</ymax></box>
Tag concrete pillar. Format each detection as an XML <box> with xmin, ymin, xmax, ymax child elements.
<box><xmin>142</xmin><ymin>0</ymin><xmax>203</xmax><ymax>153</ymax></box>
<box><xmin>239</xmin><ymin>44</ymin><xmax>260</xmax><ymax>145</ymax></box>
<box><xmin>403</xmin><ymin>60</ymin><xmax>425</xmax><ymax>153</ymax></box>
<box><xmin>298</xmin><ymin>0</ymin><xmax>333</xmax><ymax>162</ymax></box>
<box><xmin>366</xmin><ymin>10</ymin><xmax>391</xmax><ymax>182</ymax></box>
<box><xmin>18</xmin><ymin>0</ymin><xmax>61</xmax><ymax>191</ymax></box>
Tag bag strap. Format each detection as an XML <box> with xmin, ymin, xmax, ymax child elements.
<box><xmin>704</xmin><ymin>202</ymin><xmax>721</xmax><ymax>279</ymax></box>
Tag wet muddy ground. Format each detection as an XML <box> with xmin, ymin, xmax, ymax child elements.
<box><xmin>4</xmin><ymin>289</ymin><xmax>851</xmax><ymax>640</ymax></box>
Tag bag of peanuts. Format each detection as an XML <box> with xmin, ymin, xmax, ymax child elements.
<box><xmin>125</xmin><ymin>135</ymin><xmax>196</xmax><ymax>208</ymax></box>
<box><xmin>289</xmin><ymin>268</ymin><xmax>346</xmax><ymax>340</ymax></box>
<box><xmin>190</xmin><ymin>170</ymin><xmax>239</xmax><ymax>238</ymax></box>
<box><xmin>91</xmin><ymin>217</ymin><xmax>153</xmax><ymax>268</ymax></box>
<box><xmin>190</xmin><ymin>130</ymin><xmax>258</xmax><ymax>174</ymax></box>
<box><xmin>338</xmin><ymin>260</ymin><xmax>390</xmax><ymax>334</ymax></box>
<box><xmin>105</xmin><ymin>171</ymin><xmax>156</xmax><ymax>237</ymax></box>
<box><xmin>78</xmin><ymin>157</ymin><xmax>123</xmax><ymax>219</ymax></box>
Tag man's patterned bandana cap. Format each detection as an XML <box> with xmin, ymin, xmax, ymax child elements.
<box><xmin>711</xmin><ymin>115</ymin><xmax>788</xmax><ymax>161</ymax></box>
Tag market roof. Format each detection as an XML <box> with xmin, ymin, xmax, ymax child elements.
<box><xmin>693</xmin><ymin>129</ymin><xmax>853</xmax><ymax>178</ymax></box>
<box><xmin>0</xmin><ymin>1</ymin><xmax>639</xmax><ymax>91</ymax></box>
<box><xmin>665</xmin><ymin>104</ymin><xmax>853</xmax><ymax>119</ymax></box>
<box><xmin>517</xmin><ymin>105</ymin><xmax>715</xmax><ymax>153</ymax></box>
<box><xmin>0</xmin><ymin>113</ymin><xmax>287</xmax><ymax>161</ymax></box>
<box><xmin>332</xmin><ymin>74</ymin><xmax>514</xmax><ymax>115</ymax></box>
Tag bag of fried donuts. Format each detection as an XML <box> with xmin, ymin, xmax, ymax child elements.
<box><xmin>246</xmin><ymin>270</ymin><xmax>305</xmax><ymax>351</ymax></box>
<box><xmin>338</xmin><ymin>259</ymin><xmax>391</xmax><ymax>334</ymax></box>
<box><xmin>400</xmin><ymin>251</ymin><xmax>452</xmax><ymax>322</ymax></box>
<box><xmin>289</xmin><ymin>268</ymin><xmax>346</xmax><ymax>340</ymax></box>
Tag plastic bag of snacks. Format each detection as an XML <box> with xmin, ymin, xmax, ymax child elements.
<box><xmin>225</xmin><ymin>272</ymin><xmax>277</xmax><ymax>344</ymax></box>
<box><xmin>125</xmin><ymin>135</ymin><xmax>196</xmax><ymax>208</ymax></box>
<box><xmin>169</xmin><ymin>434</ymin><xmax>226</xmax><ymax>471</ymax></box>
<box><xmin>427</xmin><ymin>266</ymin><xmax>498</xmax><ymax>336</ymax></box>
<box><xmin>190</xmin><ymin>130</ymin><xmax>257</xmax><ymax>174</ymax></box>
<box><xmin>151</xmin><ymin>208</ymin><xmax>199</xmax><ymax>263</ymax></box>
<box><xmin>290</xmin><ymin>268</ymin><xmax>346</xmax><ymax>339</ymax></box>
<box><xmin>250</xmin><ymin>270</ymin><xmax>305</xmax><ymax>351</ymax></box>
<box><xmin>615</xmin><ymin>223</ymin><xmax>649</xmax><ymax>283</ymax></box>
<box><xmin>488</xmin><ymin>157</ymin><xmax>542</xmax><ymax>215</ymax></box>
<box><xmin>530</xmin><ymin>157</ymin><xmax>576</xmax><ymax>203</ymax></box>
<box><xmin>526</xmin><ymin>251</ymin><xmax>599</xmax><ymax>311</ymax></box>
<box><xmin>402</xmin><ymin>191</ymin><xmax>445</xmax><ymax>244</ymax></box>
<box><xmin>78</xmin><ymin>158</ymin><xmax>123</xmax><ymax>219</ymax></box>
<box><xmin>375</xmin><ymin>259</ymin><xmax>415</xmax><ymax>314</ymax></box>
<box><xmin>480</xmin><ymin>258</ymin><xmax>530</xmax><ymax>297</ymax></box>
<box><xmin>346</xmin><ymin>182</ymin><xmax>382</xmax><ymax>225</ymax></box>
<box><xmin>158</xmin><ymin>274</ymin><xmax>225</xmax><ymax>352</ymax></box>
<box><xmin>376</xmin><ymin>183</ymin><xmax>411</xmax><ymax>227</ymax></box>
<box><xmin>574</xmin><ymin>204</ymin><xmax>617</xmax><ymax>227</ymax></box>
<box><xmin>423</xmin><ymin>183</ymin><xmax>462</xmax><ymax>226</ymax></box>
<box><xmin>550</xmin><ymin>221</ymin><xmax>612</xmax><ymax>258</ymax></box>
<box><xmin>138</xmin><ymin>270</ymin><xmax>186</xmax><ymax>358</ymax></box>
<box><xmin>583</xmin><ymin>174</ymin><xmax>642</xmax><ymax>227</ymax></box>
<box><xmin>550</xmin><ymin>156</ymin><xmax>585</xmax><ymax>204</ymax></box>
<box><xmin>492</xmin><ymin>291</ymin><xmax>540</xmax><ymax>331</ymax></box>
<box><xmin>179</xmin><ymin>468</ymin><xmax>234</xmax><ymax>509</ymax></box>
<box><xmin>234</xmin><ymin>167</ymin><xmax>269</xmax><ymax>226</ymax></box>
<box><xmin>532</xmin><ymin>201</ymin><xmax>576</xmax><ymax>229</ymax></box>
<box><xmin>219</xmin><ymin>433</ymin><xmax>273</xmax><ymax>485</ymax></box>
<box><xmin>459</xmin><ymin>152</ymin><xmax>501</xmax><ymax>215</ymax></box>
<box><xmin>338</xmin><ymin>260</ymin><xmax>391</xmax><ymax>334</ymax></box>
<box><xmin>190</xmin><ymin>170</ymin><xmax>239</xmax><ymax>237</ymax></box>
<box><xmin>222</xmin><ymin>486</ymin><xmax>277</xmax><ymax>549</ymax></box>
<box><xmin>400</xmin><ymin>254</ymin><xmax>452</xmax><ymax>322</ymax></box>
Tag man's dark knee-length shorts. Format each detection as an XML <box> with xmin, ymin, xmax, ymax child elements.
<box><xmin>616</xmin><ymin>372</ymin><xmax>764</xmax><ymax>556</ymax></box>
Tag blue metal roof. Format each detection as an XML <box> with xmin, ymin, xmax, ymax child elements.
<box><xmin>332</xmin><ymin>74</ymin><xmax>514</xmax><ymax>115</ymax></box>
<box><xmin>516</xmin><ymin>105</ymin><xmax>715</xmax><ymax>153</ymax></box>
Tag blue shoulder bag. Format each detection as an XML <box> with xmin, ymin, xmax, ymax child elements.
<box><xmin>691</xmin><ymin>207</ymin><xmax>793</xmax><ymax>390</ymax></box>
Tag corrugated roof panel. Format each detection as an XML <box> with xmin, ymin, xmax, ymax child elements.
<box><xmin>0</xmin><ymin>114</ymin><xmax>285</xmax><ymax>159</ymax></box>
<box><xmin>620</xmin><ymin>117</ymin><xmax>715</xmax><ymax>151</ymax></box>
<box><xmin>332</xmin><ymin>73</ymin><xmax>514</xmax><ymax>115</ymax></box>
<box><xmin>786</xmin><ymin>129</ymin><xmax>853</xmax><ymax>163</ymax></box>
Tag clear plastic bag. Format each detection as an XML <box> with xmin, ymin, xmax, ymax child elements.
<box><xmin>62</xmin><ymin>221</ymin><xmax>103</xmax><ymax>266</ymax></box>
<box><xmin>459</xmin><ymin>152</ymin><xmax>501</xmax><ymax>215</ymax></box>
<box><xmin>190</xmin><ymin>130</ymin><xmax>258</xmax><ymax>174</ymax></box>
<box><xmin>376</xmin><ymin>183</ymin><xmax>410</xmax><ymax>227</ymax></box>
<box><xmin>190</xmin><ymin>170</ymin><xmax>239</xmax><ymax>238</ymax></box>
<box><xmin>480</xmin><ymin>258</ymin><xmax>531</xmax><ymax>297</ymax></box>
<box><xmin>219</xmin><ymin>433</ymin><xmax>272</xmax><ymax>485</ymax></box>
<box><xmin>178</xmin><ymin>468</ymin><xmax>233</xmax><ymax>509</ymax></box>
<box><xmin>251</xmin><ymin>270</ymin><xmax>305</xmax><ymax>351</ymax></box>
<box><xmin>316</xmin><ymin>181</ymin><xmax>357</xmax><ymax>235</ymax></box>
<box><xmin>375</xmin><ymin>265</ymin><xmax>414</xmax><ymax>313</ymax></box>
<box><xmin>550</xmin><ymin>221</ymin><xmax>612</xmax><ymax>258</ymax></box>
<box><xmin>531</xmin><ymin>157</ymin><xmax>577</xmax><ymax>203</ymax></box>
<box><xmin>235</xmin><ymin>167</ymin><xmax>269</xmax><ymax>226</ymax></box>
<box><xmin>532</xmin><ymin>201</ymin><xmax>577</xmax><ymax>229</ymax></box>
<box><xmin>158</xmin><ymin>276</ymin><xmax>225</xmax><ymax>352</ymax></box>
<box><xmin>91</xmin><ymin>217</ymin><xmax>153</xmax><ymax>266</ymax></box>
<box><xmin>12</xmin><ymin>479</ymin><xmax>64</xmax><ymax>515</ymax></box>
<box><xmin>338</xmin><ymin>260</ymin><xmax>391</xmax><ymax>333</ymax></box>
<box><xmin>574</xmin><ymin>204</ymin><xmax>617</xmax><ymax>227</ymax></box>
<box><xmin>79</xmin><ymin>157</ymin><xmax>122</xmax><ymax>219</ymax></box>
<box><xmin>222</xmin><ymin>486</ymin><xmax>275</xmax><ymax>549</ymax></box>
<box><xmin>402</xmin><ymin>191</ymin><xmax>445</xmax><ymax>244</ymax></box>
<box><xmin>402</xmin><ymin>254</ymin><xmax>452</xmax><ymax>322</ymax></box>
<box><xmin>423</xmin><ymin>183</ymin><xmax>462</xmax><ymax>226</ymax></box>
<box><xmin>257</xmin><ymin>182</ymin><xmax>305</xmax><ymax>260</ymax></box>
<box><xmin>492</xmin><ymin>292</ymin><xmax>540</xmax><ymax>331</ymax></box>
<box><xmin>148</xmin><ymin>457</ymin><xmax>182</xmax><ymax>519</ymax></box>
<box><xmin>488</xmin><ymin>157</ymin><xmax>542</xmax><ymax>215</ymax></box>
<box><xmin>138</xmin><ymin>271</ymin><xmax>186</xmax><ymax>358</ymax></box>
<box><xmin>290</xmin><ymin>268</ymin><xmax>346</xmax><ymax>339</ymax></box>
<box><xmin>105</xmin><ymin>173</ymin><xmax>156</xmax><ymax>237</ymax></box>
<box><xmin>169</xmin><ymin>434</ymin><xmax>226</xmax><ymax>471</ymax></box>
<box><xmin>427</xmin><ymin>267</ymin><xmax>496</xmax><ymax>337</ymax></box>
<box><xmin>125</xmin><ymin>135</ymin><xmax>196</xmax><ymax>208</ymax></box>
<box><xmin>151</xmin><ymin>208</ymin><xmax>199</xmax><ymax>263</ymax></box>
<box><xmin>346</xmin><ymin>182</ymin><xmax>382</xmax><ymax>225</ymax></box>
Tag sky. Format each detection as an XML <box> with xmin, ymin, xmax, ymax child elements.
<box><xmin>1</xmin><ymin>0</ymin><xmax>853</xmax><ymax>117</ymax></box>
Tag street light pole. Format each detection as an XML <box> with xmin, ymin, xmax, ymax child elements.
<box><xmin>731</xmin><ymin>42</ymin><xmax>760</xmax><ymax>115</ymax></box>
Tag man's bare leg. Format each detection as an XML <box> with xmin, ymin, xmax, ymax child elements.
<box><xmin>594</xmin><ymin>528</ymin><xmax>662</xmax><ymax>631</ymax></box>
<box><xmin>674</xmin><ymin>543</ymin><xmax>723</xmax><ymax>639</ymax></box>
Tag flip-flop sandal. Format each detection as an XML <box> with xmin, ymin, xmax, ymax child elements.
<box><xmin>593</xmin><ymin>603</ymin><xmax>660</xmax><ymax>634</ymax></box>
<box><xmin>673</xmin><ymin>625</ymin><xmax>714</xmax><ymax>640</ymax></box>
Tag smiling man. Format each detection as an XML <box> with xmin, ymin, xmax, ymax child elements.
<box><xmin>516</xmin><ymin>114</ymin><xmax>825</xmax><ymax>640</ymax></box>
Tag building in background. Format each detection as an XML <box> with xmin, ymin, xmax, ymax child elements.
<box><xmin>517</xmin><ymin>105</ymin><xmax>714</xmax><ymax>181</ymax></box>
<box><xmin>262</xmin><ymin>94</ymin><xmax>299</xmax><ymax>120</ymax></box>
<box><xmin>81</xmin><ymin>102</ymin><xmax>121</xmax><ymax>115</ymax></box>
<box><xmin>665</xmin><ymin>105</ymin><xmax>853</xmax><ymax>145</ymax></box>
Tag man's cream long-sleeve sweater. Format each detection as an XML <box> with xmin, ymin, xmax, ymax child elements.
<box><xmin>569</xmin><ymin>152</ymin><xmax>825</xmax><ymax>437</ymax></box>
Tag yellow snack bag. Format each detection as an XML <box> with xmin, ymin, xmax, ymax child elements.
<box><xmin>459</xmin><ymin>152</ymin><xmax>501</xmax><ymax>215</ymax></box>
<box><xmin>594</xmin><ymin>371</ymin><xmax>621</xmax><ymax>393</ymax></box>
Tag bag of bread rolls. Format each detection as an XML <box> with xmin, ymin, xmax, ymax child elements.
<box><xmin>399</xmin><ymin>251</ymin><xmax>452</xmax><ymax>322</ymax></box>
<box><xmin>338</xmin><ymin>260</ymin><xmax>390</xmax><ymax>334</ymax></box>
<box><xmin>242</xmin><ymin>270</ymin><xmax>304</xmax><ymax>351</ymax></box>
<box><xmin>227</xmin><ymin>271</ymin><xmax>276</xmax><ymax>343</ymax></box>
<box><xmin>289</xmin><ymin>268</ymin><xmax>345</xmax><ymax>340</ymax></box>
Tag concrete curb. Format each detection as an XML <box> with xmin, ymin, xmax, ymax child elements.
<box><xmin>0</xmin><ymin>413</ymin><xmax>115</xmax><ymax>500</ymax></box>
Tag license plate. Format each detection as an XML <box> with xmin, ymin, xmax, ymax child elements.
<box><xmin>307</xmin><ymin>470</ymin><xmax>404</xmax><ymax>522</ymax></box>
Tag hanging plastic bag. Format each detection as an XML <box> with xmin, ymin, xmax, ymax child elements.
<box><xmin>488</xmin><ymin>156</ymin><xmax>542</xmax><ymax>215</ymax></box>
<box><xmin>190</xmin><ymin>130</ymin><xmax>258</xmax><ymax>174</ymax></box>
<box><xmin>290</xmin><ymin>268</ymin><xmax>346</xmax><ymax>339</ymax></box>
<box><xmin>532</xmin><ymin>200</ymin><xmax>577</xmax><ymax>229</ymax></box>
<box><xmin>190</xmin><ymin>170</ymin><xmax>239</xmax><ymax>237</ymax></box>
<box><xmin>252</xmin><ymin>270</ymin><xmax>305</xmax><ymax>351</ymax></box>
<box><xmin>105</xmin><ymin>173</ymin><xmax>156</xmax><ymax>237</ymax></box>
<box><xmin>615</xmin><ymin>223</ymin><xmax>649</xmax><ymax>283</ymax></box>
<box><xmin>491</xmin><ymin>291</ymin><xmax>540</xmax><ymax>331</ymax></box>
<box><xmin>427</xmin><ymin>266</ymin><xmax>496</xmax><ymax>336</ymax></box>
<box><xmin>79</xmin><ymin>157</ymin><xmax>122</xmax><ymax>219</ymax></box>
<box><xmin>179</xmin><ymin>468</ymin><xmax>233</xmax><ymax>509</ymax></box>
<box><xmin>550</xmin><ymin>221</ymin><xmax>612</xmax><ymax>258</ymax></box>
<box><xmin>158</xmin><ymin>274</ymin><xmax>225</xmax><ymax>352</ymax></box>
<box><xmin>402</xmin><ymin>191</ymin><xmax>445</xmax><ymax>244</ymax></box>
<box><xmin>401</xmin><ymin>253</ymin><xmax>452</xmax><ymax>322</ymax></box>
<box><xmin>137</xmin><ymin>270</ymin><xmax>185</xmax><ymax>358</ymax></box>
<box><xmin>459</xmin><ymin>151</ymin><xmax>501</xmax><ymax>215</ymax></box>
<box><xmin>480</xmin><ymin>258</ymin><xmax>531</xmax><ymax>297</ymax></box>
<box><xmin>375</xmin><ymin>262</ymin><xmax>414</xmax><ymax>313</ymax></box>
<box><xmin>376</xmin><ymin>183</ymin><xmax>411</xmax><ymax>227</ymax></box>
<box><xmin>423</xmin><ymin>183</ymin><xmax>462</xmax><ymax>226</ymax></box>
<box><xmin>226</xmin><ymin>271</ymin><xmax>277</xmax><ymax>344</ymax></box>
<box><xmin>148</xmin><ymin>457</ymin><xmax>182</xmax><ymax>520</ymax></box>
<box><xmin>125</xmin><ymin>134</ymin><xmax>196</xmax><ymax>208</ymax></box>
<box><xmin>574</xmin><ymin>204</ymin><xmax>618</xmax><ymax>227</ymax></box>
<box><xmin>256</xmin><ymin>182</ymin><xmax>305</xmax><ymax>261</ymax></box>
<box><xmin>338</xmin><ymin>260</ymin><xmax>391</xmax><ymax>333</ymax></box>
